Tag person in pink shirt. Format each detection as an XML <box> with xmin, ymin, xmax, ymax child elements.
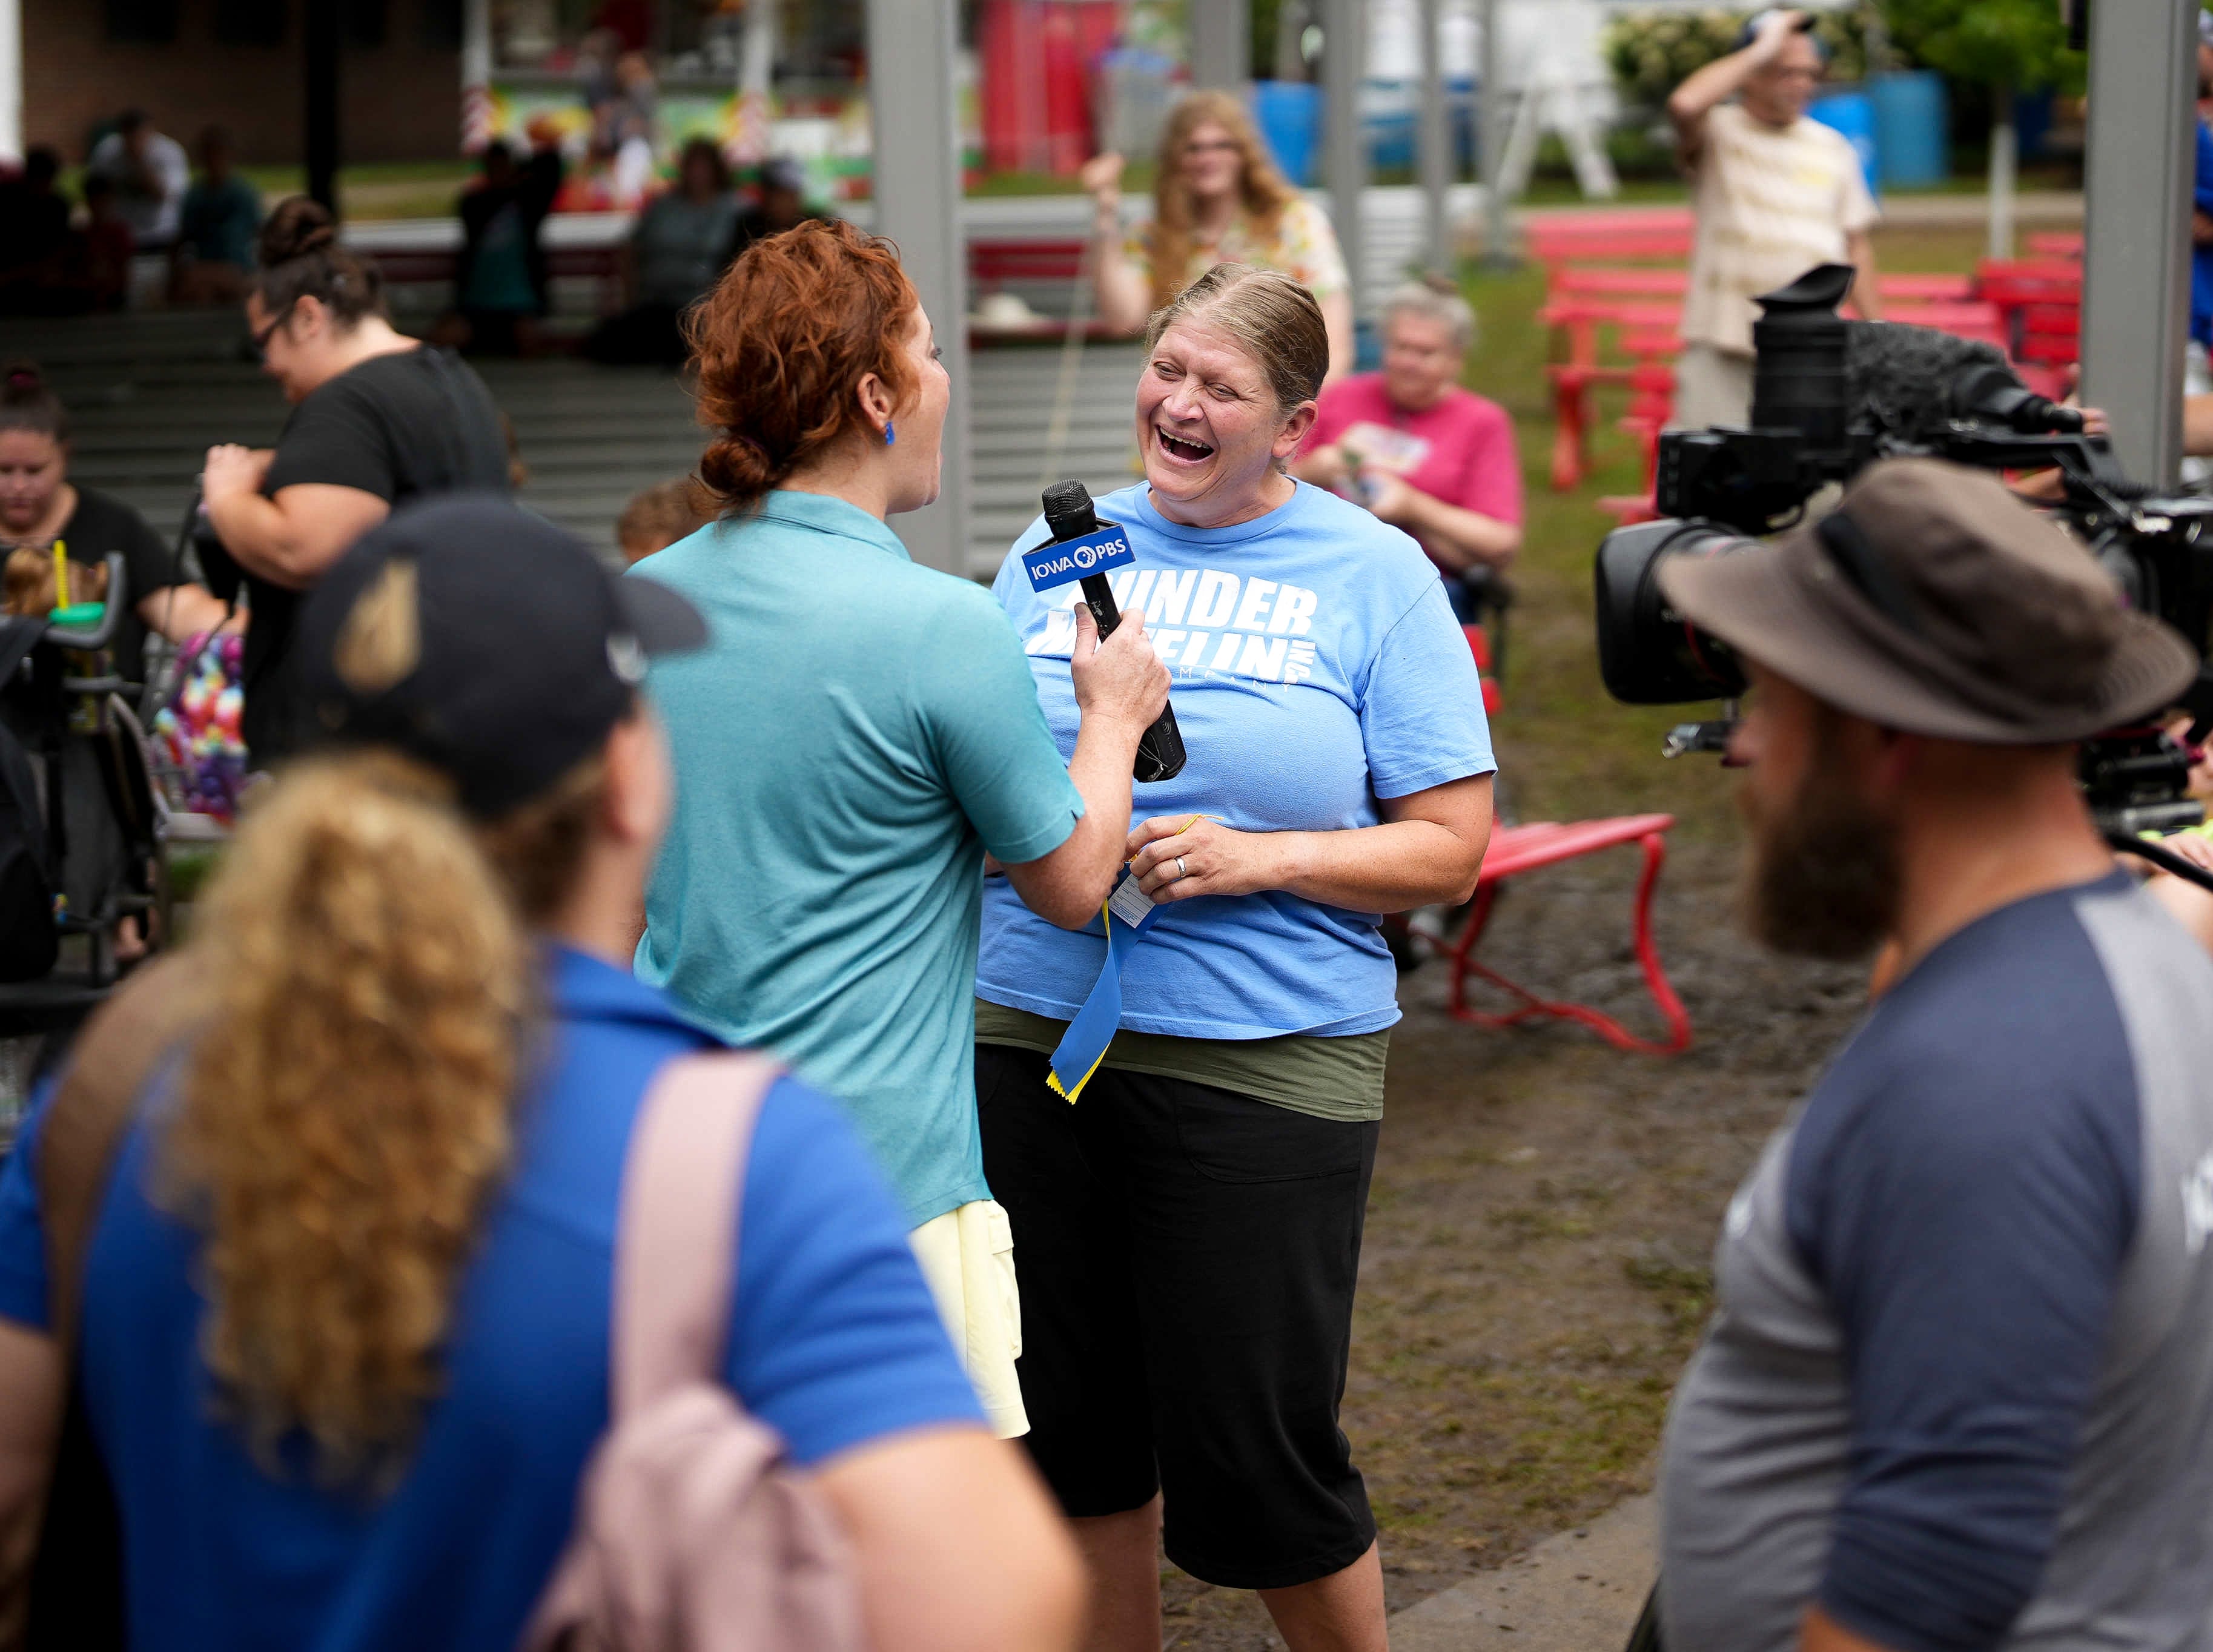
<box><xmin>1294</xmin><ymin>279</ymin><xmax>1522</xmax><ymax>624</ymax></box>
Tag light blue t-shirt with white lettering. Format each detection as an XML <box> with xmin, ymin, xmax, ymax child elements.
<box><xmin>635</xmin><ymin>491</ymin><xmax>1085</xmax><ymax>1225</ymax></box>
<box><xmin>979</xmin><ymin>480</ymin><xmax>1494</xmax><ymax>1041</ymax></box>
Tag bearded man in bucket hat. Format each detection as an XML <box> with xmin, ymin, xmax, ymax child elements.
<box><xmin>1654</xmin><ymin>457</ymin><xmax>2213</xmax><ymax>1652</ymax></box>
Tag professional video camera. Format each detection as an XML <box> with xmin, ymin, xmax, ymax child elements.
<box><xmin>1592</xmin><ymin>263</ymin><xmax>2213</xmax><ymax>840</ymax></box>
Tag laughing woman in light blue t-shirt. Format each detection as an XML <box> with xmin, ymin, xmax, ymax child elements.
<box><xmin>975</xmin><ymin>264</ymin><xmax>1495</xmax><ymax>1650</ymax></box>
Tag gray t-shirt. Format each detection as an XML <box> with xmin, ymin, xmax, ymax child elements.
<box><xmin>630</xmin><ymin>191</ymin><xmax>739</xmax><ymax>308</ymax></box>
<box><xmin>1662</xmin><ymin>872</ymin><xmax>2213</xmax><ymax>1652</ymax></box>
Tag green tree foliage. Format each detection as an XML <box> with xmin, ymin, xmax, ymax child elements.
<box><xmin>1601</xmin><ymin>8</ymin><xmax>1868</xmax><ymax>111</ymax></box>
<box><xmin>1879</xmin><ymin>0</ymin><xmax>2084</xmax><ymax>97</ymax></box>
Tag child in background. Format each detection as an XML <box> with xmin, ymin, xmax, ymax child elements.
<box><xmin>78</xmin><ymin>174</ymin><xmax>134</xmax><ymax>312</ymax></box>
<box><xmin>617</xmin><ymin>476</ymin><xmax>711</xmax><ymax>565</ymax></box>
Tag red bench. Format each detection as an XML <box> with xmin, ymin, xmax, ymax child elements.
<box><xmin>1549</xmin><ymin>266</ymin><xmax>1973</xmax><ymax>304</ymax></box>
<box><xmin>1539</xmin><ymin>299</ymin><xmax>1682</xmax><ymax>490</ymax></box>
<box><xmin>1974</xmin><ymin>259</ymin><xmax>2080</xmax><ymax>335</ymax></box>
<box><xmin>1526</xmin><ymin>208</ymin><xmax>1695</xmax><ymax>273</ymax></box>
<box><xmin>1447</xmin><ymin>813</ymin><xmax>1691</xmax><ymax>1055</ymax></box>
<box><xmin>1547</xmin><ymin>294</ymin><xmax>2009</xmax><ymax>491</ymax></box>
<box><xmin>967</xmin><ymin>237</ymin><xmax>1126</xmax><ymax>345</ymax></box>
<box><xmin>971</xmin><ymin>239</ymin><xmax>1085</xmax><ymax>285</ymax></box>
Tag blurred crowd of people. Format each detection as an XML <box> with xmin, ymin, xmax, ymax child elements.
<box><xmin>0</xmin><ymin>114</ymin><xmax>257</xmax><ymax>316</ymax></box>
<box><xmin>0</xmin><ymin>99</ymin><xmax>825</xmax><ymax>371</ymax></box>
<box><xmin>14</xmin><ymin>36</ymin><xmax>2213</xmax><ymax>1652</ymax></box>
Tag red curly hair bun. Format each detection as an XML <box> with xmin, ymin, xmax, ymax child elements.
<box><xmin>687</xmin><ymin>218</ymin><xmax>921</xmax><ymax>515</ymax></box>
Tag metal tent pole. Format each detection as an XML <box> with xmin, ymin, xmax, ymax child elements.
<box><xmin>1191</xmin><ymin>0</ymin><xmax>1252</xmax><ymax>91</ymax></box>
<box><xmin>306</xmin><ymin>0</ymin><xmax>341</xmax><ymax>213</ymax></box>
<box><xmin>460</xmin><ymin>0</ymin><xmax>494</xmax><ymax>153</ymax></box>
<box><xmin>736</xmin><ymin>0</ymin><xmax>776</xmax><ymax>162</ymax></box>
<box><xmin>0</xmin><ymin>0</ymin><xmax>21</xmax><ymax>164</ymax></box>
<box><xmin>865</xmin><ymin>0</ymin><xmax>971</xmax><ymax>576</ymax></box>
<box><xmin>1321</xmin><ymin>0</ymin><xmax>1367</xmax><ymax>319</ymax></box>
<box><xmin>1478</xmin><ymin>0</ymin><xmax>1511</xmax><ymax>268</ymax></box>
<box><xmin>2078</xmin><ymin>0</ymin><xmax>2197</xmax><ymax>487</ymax></box>
<box><xmin>1418</xmin><ymin>0</ymin><xmax>1451</xmax><ymax>277</ymax></box>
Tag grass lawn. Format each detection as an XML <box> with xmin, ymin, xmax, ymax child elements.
<box><xmin>236</xmin><ymin>160</ymin><xmax>477</xmax><ymax>222</ymax></box>
<box><xmin>200</xmin><ymin>156</ymin><xmax>2047</xmax><ymax>222</ymax></box>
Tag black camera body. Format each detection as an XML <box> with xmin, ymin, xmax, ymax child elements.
<box><xmin>1592</xmin><ymin>263</ymin><xmax>2213</xmax><ymax>831</ymax></box>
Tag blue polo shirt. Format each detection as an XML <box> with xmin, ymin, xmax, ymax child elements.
<box><xmin>0</xmin><ymin>947</ymin><xmax>984</xmax><ymax>1652</ymax></box>
<box><xmin>633</xmin><ymin>491</ymin><xmax>1085</xmax><ymax>1226</ymax></box>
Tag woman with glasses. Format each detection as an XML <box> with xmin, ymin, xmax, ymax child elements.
<box><xmin>1082</xmin><ymin>91</ymin><xmax>1353</xmax><ymax>381</ymax></box>
<box><xmin>200</xmin><ymin>196</ymin><xmax>510</xmax><ymax>767</ymax></box>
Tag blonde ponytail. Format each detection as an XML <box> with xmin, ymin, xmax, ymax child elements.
<box><xmin>164</xmin><ymin>745</ymin><xmax>605</xmax><ymax>1479</ymax></box>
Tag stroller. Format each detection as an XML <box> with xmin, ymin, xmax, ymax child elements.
<box><xmin>0</xmin><ymin>550</ymin><xmax>173</xmax><ymax>1050</ymax></box>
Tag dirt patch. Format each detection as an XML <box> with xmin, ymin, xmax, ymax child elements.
<box><xmin>1157</xmin><ymin>839</ymin><xmax>1866</xmax><ymax>1648</ymax></box>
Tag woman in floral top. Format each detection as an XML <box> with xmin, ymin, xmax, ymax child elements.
<box><xmin>1082</xmin><ymin>90</ymin><xmax>1352</xmax><ymax>380</ymax></box>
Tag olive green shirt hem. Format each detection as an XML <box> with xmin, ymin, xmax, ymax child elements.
<box><xmin>973</xmin><ymin>1000</ymin><xmax>1388</xmax><ymax>1123</ymax></box>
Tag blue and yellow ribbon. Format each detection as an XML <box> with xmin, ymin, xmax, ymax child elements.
<box><xmin>1045</xmin><ymin>815</ymin><xmax>1211</xmax><ymax>1103</ymax></box>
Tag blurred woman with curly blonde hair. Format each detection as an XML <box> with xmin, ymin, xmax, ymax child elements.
<box><xmin>1082</xmin><ymin>88</ymin><xmax>1353</xmax><ymax>378</ymax></box>
<box><xmin>0</xmin><ymin>497</ymin><xmax>1081</xmax><ymax>1652</ymax></box>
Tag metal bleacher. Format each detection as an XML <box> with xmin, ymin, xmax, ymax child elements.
<box><xmin>0</xmin><ymin>308</ymin><xmax>1145</xmax><ymax>583</ymax></box>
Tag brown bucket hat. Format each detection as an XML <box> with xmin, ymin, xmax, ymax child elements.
<box><xmin>1656</xmin><ymin>457</ymin><xmax>2200</xmax><ymax>743</ymax></box>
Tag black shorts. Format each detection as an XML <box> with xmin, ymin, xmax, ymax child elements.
<box><xmin>976</xmin><ymin>1042</ymin><xmax>1381</xmax><ymax>1591</ymax></box>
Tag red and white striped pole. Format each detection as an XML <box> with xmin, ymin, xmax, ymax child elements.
<box><xmin>460</xmin><ymin>0</ymin><xmax>494</xmax><ymax>154</ymax></box>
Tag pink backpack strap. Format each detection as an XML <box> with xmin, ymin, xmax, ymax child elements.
<box><xmin>612</xmin><ymin>1051</ymin><xmax>782</xmax><ymax>1418</ymax></box>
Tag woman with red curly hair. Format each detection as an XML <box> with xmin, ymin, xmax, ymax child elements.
<box><xmin>630</xmin><ymin>218</ymin><xmax>1168</xmax><ymax>1439</ymax></box>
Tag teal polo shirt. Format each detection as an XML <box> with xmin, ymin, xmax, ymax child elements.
<box><xmin>632</xmin><ymin>491</ymin><xmax>1084</xmax><ymax>1225</ymax></box>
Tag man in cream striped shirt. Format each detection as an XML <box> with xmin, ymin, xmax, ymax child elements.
<box><xmin>1667</xmin><ymin>7</ymin><xmax>1881</xmax><ymax>429</ymax></box>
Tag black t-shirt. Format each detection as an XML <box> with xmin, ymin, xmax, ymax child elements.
<box><xmin>0</xmin><ymin>183</ymin><xmax>70</xmax><ymax>272</ymax></box>
<box><xmin>243</xmin><ymin>346</ymin><xmax>510</xmax><ymax>763</ymax></box>
<box><xmin>41</xmin><ymin>487</ymin><xmax>177</xmax><ymax>689</ymax></box>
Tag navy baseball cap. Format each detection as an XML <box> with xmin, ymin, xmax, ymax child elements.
<box><xmin>295</xmin><ymin>493</ymin><xmax>706</xmax><ymax>817</ymax></box>
<box><xmin>1734</xmin><ymin>8</ymin><xmax>1827</xmax><ymax>56</ymax></box>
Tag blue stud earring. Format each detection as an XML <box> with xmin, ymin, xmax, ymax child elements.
<box><xmin>884</xmin><ymin>420</ymin><xmax>896</xmax><ymax>446</ymax></box>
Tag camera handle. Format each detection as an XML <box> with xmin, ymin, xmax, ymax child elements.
<box><xmin>1662</xmin><ymin>700</ymin><xmax>1742</xmax><ymax>761</ymax></box>
<box><xmin>2107</xmin><ymin>831</ymin><xmax>2213</xmax><ymax>896</ymax></box>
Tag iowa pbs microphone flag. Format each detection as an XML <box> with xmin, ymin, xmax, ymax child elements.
<box><xmin>1022</xmin><ymin>521</ymin><xmax>1137</xmax><ymax>591</ymax></box>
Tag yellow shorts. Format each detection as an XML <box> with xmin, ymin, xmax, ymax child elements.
<box><xmin>908</xmin><ymin>1198</ymin><xmax>1028</xmax><ymax>1439</ymax></box>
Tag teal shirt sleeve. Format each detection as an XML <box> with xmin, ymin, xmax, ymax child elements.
<box><xmin>913</xmin><ymin>581</ymin><xmax>1084</xmax><ymax>865</ymax></box>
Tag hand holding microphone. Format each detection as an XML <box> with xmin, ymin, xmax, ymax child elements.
<box><xmin>1070</xmin><ymin>601</ymin><xmax>1170</xmax><ymax>746</ymax></box>
<box><xmin>1030</xmin><ymin>481</ymin><xmax>1188</xmax><ymax>782</ymax></box>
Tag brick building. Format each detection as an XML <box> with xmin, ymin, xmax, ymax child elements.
<box><xmin>13</xmin><ymin>0</ymin><xmax>465</xmax><ymax>165</ymax></box>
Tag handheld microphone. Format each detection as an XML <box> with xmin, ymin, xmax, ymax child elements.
<box><xmin>1030</xmin><ymin>481</ymin><xmax>1186</xmax><ymax>783</ymax></box>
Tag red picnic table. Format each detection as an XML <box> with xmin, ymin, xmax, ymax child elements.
<box><xmin>1538</xmin><ymin>298</ymin><xmax>1682</xmax><ymax>491</ymax></box>
<box><xmin>1447</xmin><ymin>814</ymin><xmax>1691</xmax><ymax>1055</ymax></box>
<box><xmin>1974</xmin><ymin>258</ymin><xmax>2080</xmax><ymax>360</ymax></box>
<box><xmin>1526</xmin><ymin>208</ymin><xmax>1695</xmax><ymax>271</ymax></box>
<box><xmin>1542</xmin><ymin>296</ymin><xmax>2009</xmax><ymax>490</ymax></box>
<box><xmin>1550</xmin><ymin>267</ymin><xmax>1974</xmax><ymax>303</ymax></box>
